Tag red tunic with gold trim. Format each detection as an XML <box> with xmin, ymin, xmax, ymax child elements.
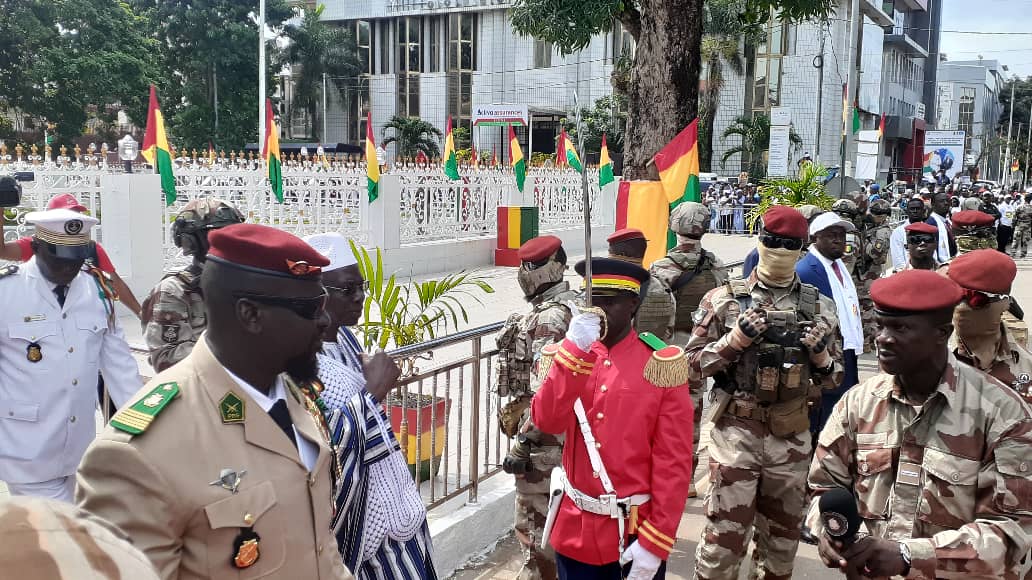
<box><xmin>530</xmin><ymin>332</ymin><xmax>694</xmax><ymax>565</ymax></box>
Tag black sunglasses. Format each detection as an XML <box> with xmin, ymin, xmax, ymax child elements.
<box><xmin>233</xmin><ymin>290</ymin><xmax>328</xmax><ymax>320</ymax></box>
<box><xmin>906</xmin><ymin>234</ymin><xmax>937</xmax><ymax>245</ymax></box>
<box><xmin>325</xmin><ymin>281</ymin><xmax>369</xmax><ymax>297</ymax></box>
<box><xmin>759</xmin><ymin>234</ymin><xmax>804</xmax><ymax>251</ymax></box>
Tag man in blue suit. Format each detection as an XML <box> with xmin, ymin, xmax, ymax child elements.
<box><xmin>796</xmin><ymin>212</ymin><xmax>864</xmax><ymax>440</ymax></box>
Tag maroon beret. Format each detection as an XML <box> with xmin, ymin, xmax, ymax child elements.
<box><xmin>761</xmin><ymin>205</ymin><xmax>808</xmax><ymax>239</ymax></box>
<box><xmin>517</xmin><ymin>235</ymin><xmax>562</xmax><ymax>262</ymax></box>
<box><xmin>870</xmin><ymin>270</ymin><xmax>963</xmax><ymax>315</ymax></box>
<box><xmin>951</xmin><ymin>210</ymin><xmax>995</xmax><ymax>228</ymax></box>
<box><xmin>607</xmin><ymin>228</ymin><xmax>646</xmax><ymax>244</ymax></box>
<box><xmin>947</xmin><ymin>249</ymin><xmax>1016</xmax><ymax>294</ymax></box>
<box><xmin>207</xmin><ymin>223</ymin><xmax>330</xmax><ymax>278</ymax></box>
<box><xmin>904</xmin><ymin>222</ymin><xmax>938</xmax><ymax>235</ymax></box>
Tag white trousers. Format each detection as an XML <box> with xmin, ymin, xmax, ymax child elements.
<box><xmin>6</xmin><ymin>476</ymin><xmax>75</xmax><ymax>502</ymax></box>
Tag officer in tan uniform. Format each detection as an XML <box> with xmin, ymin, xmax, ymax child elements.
<box><xmin>142</xmin><ymin>197</ymin><xmax>244</xmax><ymax>372</ymax></box>
<box><xmin>607</xmin><ymin>228</ymin><xmax>675</xmax><ymax>340</ymax></box>
<box><xmin>649</xmin><ymin>202</ymin><xmax>727</xmax><ymax>496</ymax></box>
<box><xmin>946</xmin><ymin>249</ymin><xmax>1032</xmax><ymax>402</ymax></box>
<box><xmin>76</xmin><ymin>224</ymin><xmax>351</xmax><ymax>580</ymax></box>
<box><xmin>689</xmin><ymin>206</ymin><xmax>843</xmax><ymax>580</ymax></box>
<box><xmin>498</xmin><ymin>235</ymin><xmax>579</xmax><ymax>580</ymax></box>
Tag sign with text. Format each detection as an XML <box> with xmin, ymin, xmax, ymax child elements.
<box><xmin>767</xmin><ymin>107</ymin><xmax>791</xmax><ymax>177</ymax></box>
<box><xmin>923</xmin><ymin>130</ymin><xmax>965</xmax><ymax>179</ymax></box>
<box><xmin>472</xmin><ymin>104</ymin><xmax>529</xmax><ymax>127</ymax></box>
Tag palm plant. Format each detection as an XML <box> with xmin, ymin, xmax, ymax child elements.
<box><xmin>699</xmin><ymin>0</ymin><xmax>760</xmax><ymax>172</ymax></box>
<box><xmin>281</xmin><ymin>3</ymin><xmax>364</xmax><ymax>141</ymax></box>
<box><xmin>349</xmin><ymin>241</ymin><xmax>495</xmax><ymax>351</ymax></box>
<box><xmin>381</xmin><ymin>116</ymin><xmax>443</xmax><ymax>159</ymax></box>
<box><xmin>747</xmin><ymin>162</ymin><xmax>837</xmax><ymax>229</ymax></box>
<box><xmin>720</xmin><ymin>113</ymin><xmax>803</xmax><ymax>178</ymax></box>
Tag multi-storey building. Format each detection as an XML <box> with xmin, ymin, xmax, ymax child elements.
<box><xmin>935</xmin><ymin>59</ymin><xmax>1006</xmax><ymax>181</ymax></box>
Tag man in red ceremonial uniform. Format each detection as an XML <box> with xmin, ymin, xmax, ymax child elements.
<box><xmin>531</xmin><ymin>257</ymin><xmax>694</xmax><ymax>580</ymax></box>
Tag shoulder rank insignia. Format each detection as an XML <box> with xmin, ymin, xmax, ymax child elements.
<box><xmin>0</xmin><ymin>264</ymin><xmax>18</xmax><ymax>278</ymax></box>
<box><xmin>111</xmin><ymin>382</ymin><xmax>180</xmax><ymax>435</ymax></box>
<box><xmin>639</xmin><ymin>332</ymin><xmax>690</xmax><ymax>388</ymax></box>
<box><xmin>537</xmin><ymin>343</ymin><xmax>560</xmax><ymax>380</ymax></box>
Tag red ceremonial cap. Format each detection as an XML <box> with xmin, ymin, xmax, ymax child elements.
<box><xmin>947</xmin><ymin>249</ymin><xmax>1016</xmax><ymax>295</ymax></box>
<box><xmin>904</xmin><ymin>222</ymin><xmax>938</xmax><ymax>235</ymax></box>
<box><xmin>951</xmin><ymin>210</ymin><xmax>995</xmax><ymax>228</ymax></box>
<box><xmin>761</xmin><ymin>205</ymin><xmax>808</xmax><ymax>239</ymax></box>
<box><xmin>607</xmin><ymin>228</ymin><xmax>646</xmax><ymax>244</ymax></box>
<box><xmin>207</xmin><ymin>223</ymin><xmax>330</xmax><ymax>278</ymax></box>
<box><xmin>518</xmin><ymin>235</ymin><xmax>562</xmax><ymax>262</ymax></box>
<box><xmin>47</xmin><ymin>193</ymin><xmax>87</xmax><ymax>213</ymax></box>
<box><xmin>870</xmin><ymin>270</ymin><xmax>963</xmax><ymax>315</ymax></box>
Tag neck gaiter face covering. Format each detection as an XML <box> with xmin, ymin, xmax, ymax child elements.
<box><xmin>954</xmin><ymin>299</ymin><xmax>1009</xmax><ymax>369</ymax></box>
<box><xmin>756</xmin><ymin>242</ymin><xmax>800</xmax><ymax>288</ymax></box>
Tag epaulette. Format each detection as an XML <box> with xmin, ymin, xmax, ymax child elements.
<box><xmin>0</xmin><ymin>264</ymin><xmax>18</xmax><ymax>278</ymax></box>
<box><xmin>638</xmin><ymin>332</ymin><xmax>690</xmax><ymax>388</ymax></box>
<box><xmin>110</xmin><ymin>382</ymin><xmax>180</xmax><ymax>435</ymax></box>
<box><xmin>537</xmin><ymin>343</ymin><xmax>559</xmax><ymax>380</ymax></box>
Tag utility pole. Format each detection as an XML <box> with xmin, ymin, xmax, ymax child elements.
<box><xmin>258</xmin><ymin>0</ymin><xmax>267</xmax><ymax>145</ymax></box>
<box><xmin>814</xmin><ymin>26</ymin><xmax>826</xmax><ymax>159</ymax></box>
<box><xmin>322</xmin><ymin>73</ymin><xmax>328</xmax><ymax>143</ymax></box>
<box><xmin>1025</xmin><ymin>103</ymin><xmax>1032</xmax><ymax>187</ymax></box>
<box><xmin>1005</xmin><ymin>81</ymin><xmax>1015</xmax><ymax>181</ymax></box>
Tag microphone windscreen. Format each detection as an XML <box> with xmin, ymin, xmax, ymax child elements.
<box><xmin>819</xmin><ymin>487</ymin><xmax>862</xmax><ymax>545</ymax></box>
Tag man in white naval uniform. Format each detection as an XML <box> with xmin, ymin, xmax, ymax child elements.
<box><xmin>0</xmin><ymin>208</ymin><xmax>140</xmax><ymax>501</ymax></box>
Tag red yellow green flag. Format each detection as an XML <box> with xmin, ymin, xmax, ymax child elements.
<box><xmin>877</xmin><ymin>114</ymin><xmax>886</xmax><ymax>141</ymax></box>
<box><xmin>653</xmin><ymin>119</ymin><xmax>702</xmax><ymax>205</ymax></box>
<box><xmin>366</xmin><ymin>112</ymin><xmax>380</xmax><ymax>203</ymax></box>
<box><xmin>509</xmin><ymin>124</ymin><xmax>526</xmax><ymax>192</ymax></box>
<box><xmin>1012</xmin><ymin>159</ymin><xmax>1021</xmax><ymax>173</ymax></box>
<box><xmin>262</xmin><ymin>99</ymin><xmax>283</xmax><ymax>203</ymax></box>
<box><xmin>599</xmin><ymin>133</ymin><xmax>614</xmax><ymax>187</ymax></box>
<box><xmin>141</xmin><ymin>85</ymin><xmax>177</xmax><ymax>205</ymax></box>
<box><xmin>616</xmin><ymin>181</ymin><xmax>670</xmax><ymax>267</ymax></box>
<box><xmin>443</xmin><ymin>117</ymin><xmax>460</xmax><ymax>180</ymax></box>
<box><xmin>560</xmin><ymin>128</ymin><xmax>583</xmax><ymax>172</ymax></box>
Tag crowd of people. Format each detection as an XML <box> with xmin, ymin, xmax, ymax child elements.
<box><xmin>1</xmin><ymin>168</ymin><xmax>1031</xmax><ymax>580</ymax></box>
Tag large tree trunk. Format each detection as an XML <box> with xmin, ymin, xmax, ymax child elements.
<box><xmin>622</xmin><ymin>0</ymin><xmax>704</xmax><ymax>180</ymax></box>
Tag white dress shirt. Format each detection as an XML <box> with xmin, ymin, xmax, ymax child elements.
<box><xmin>889</xmin><ymin>223</ymin><xmax>909</xmax><ymax>270</ymax></box>
<box><xmin>928</xmin><ymin>212</ymin><xmax>952</xmax><ymax>263</ymax></box>
<box><xmin>812</xmin><ymin>248</ymin><xmax>864</xmax><ymax>352</ymax></box>
<box><xmin>221</xmin><ymin>366</ymin><xmax>320</xmax><ymax>471</ymax></box>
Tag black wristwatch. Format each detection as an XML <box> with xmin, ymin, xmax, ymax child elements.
<box><xmin>899</xmin><ymin>542</ymin><xmax>912</xmax><ymax>576</ymax></box>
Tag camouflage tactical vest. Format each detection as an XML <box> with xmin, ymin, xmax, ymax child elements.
<box><xmin>717</xmin><ymin>279</ymin><xmax>820</xmax><ymax>404</ymax></box>
<box><xmin>635</xmin><ymin>274</ymin><xmax>676</xmax><ymax>340</ymax></box>
<box><xmin>669</xmin><ymin>253</ymin><xmax>719</xmax><ymax>331</ymax></box>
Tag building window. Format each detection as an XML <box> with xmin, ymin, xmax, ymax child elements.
<box><xmin>611</xmin><ymin>21</ymin><xmax>634</xmax><ymax>64</ymax></box>
<box><xmin>348</xmin><ymin>87</ymin><xmax>370</xmax><ymax>145</ymax></box>
<box><xmin>534</xmin><ymin>38</ymin><xmax>552</xmax><ymax>69</ymax></box>
<box><xmin>429</xmin><ymin>18</ymin><xmax>441</xmax><ymax>73</ymax></box>
<box><xmin>398</xmin><ymin>74</ymin><xmax>420</xmax><ymax>118</ymax></box>
<box><xmin>397</xmin><ymin>17</ymin><xmax>423</xmax><ymax>74</ymax></box>
<box><xmin>356</xmin><ymin>20</ymin><xmax>372</xmax><ymax>75</ymax></box>
<box><xmin>958</xmin><ymin>86</ymin><xmax>976</xmax><ymax>151</ymax></box>
<box><xmin>447</xmin><ymin>13</ymin><xmax>476</xmax><ymax>129</ymax></box>
<box><xmin>749</xmin><ymin>17</ymin><xmax>785</xmax><ymax>114</ymax></box>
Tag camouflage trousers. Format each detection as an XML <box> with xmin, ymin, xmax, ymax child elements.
<box><xmin>694</xmin><ymin>414</ymin><xmax>812</xmax><ymax>580</ymax></box>
<box><xmin>857</xmin><ymin>277</ymin><xmax>876</xmax><ymax>354</ymax></box>
<box><xmin>515</xmin><ymin>444</ymin><xmax>562</xmax><ymax>580</ymax></box>
<box><xmin>1012</xmin><ymin>226</ymin><xmax>1031</xmax><ymax>258</ymax></box>
<box><xmin>689</xmin><ymin>378</ymin><xmax>705</xmax><ymax>485</ymax></box>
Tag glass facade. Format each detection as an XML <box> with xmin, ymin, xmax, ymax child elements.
<box><xmin>447</xmin><ymin>13</ymin><xmax>477</xmax><ymax>129</ymax></box>
<box><xmin>397</xmin><ymin>17</ymin><xmax>422</xmax><ymax>117</ymax></box>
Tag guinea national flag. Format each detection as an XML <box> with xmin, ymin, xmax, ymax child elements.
<box><xmin>653</xmin><ymin>119</ymin><xmax>702</xmax><ymax>249</ymax></box>
<box><xmin>141</xmin><ymin>85</ymin><xmax>177</xmax><ymax>205</ymax></box>
<box><xmin>560</xmin><ymin>128</ymin><xmax>583</xmax><ymax>172</ymax></box>
<box><xmin>599</xmin><ymin>133</ymin><xmax>614</xmax><ymax>187</ymax></box>
<box><xmin>443</xmin><ymin>117</ymin><xmax>460</xmax><ymax>180</ymax></box>
<box><xmin>262</xmin><ymin>99</ymin><xmax>283</xmax><ymax>203</ymax></box>
<box><xmin>365</xmin><ymin>112</ymin><xmax>380</xmax><ymax>203</ymax></box>
<box><xmin>509</xmin><ymin>124</ymin><xmax>526</xmax><ymax>192</ymax></box>
<box><xmin>616</xmin><ymin>181</ymin><xmax>669</xmax><ymax>267</ymax></box>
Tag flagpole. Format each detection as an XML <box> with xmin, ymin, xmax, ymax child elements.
<box><xmin>1025</xmin><ymin>102</ymin><xmax>1032</xmax><ymax>188</ymax></box>
<box><xmin>258</xmin><ymin>0</ymin><xmax>267</xmax><ymax>147</ymax></box>
<box><xmin>575</xmin><ymin>51</ymin><xmax>591</xmax><ymax>307</ymax></box>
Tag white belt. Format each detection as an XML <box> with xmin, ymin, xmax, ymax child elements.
<box><xmin>563</xmin><ymin>479</ymin><xmax>650</xmax><ymax>519</ymax></box>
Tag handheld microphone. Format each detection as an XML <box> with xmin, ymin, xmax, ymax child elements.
<box><xmin>819</xmin><ymin>487</ymin><xmax>862</xmax><ymax>547</ymax></box>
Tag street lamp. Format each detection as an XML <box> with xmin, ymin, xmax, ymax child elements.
<box><xmin>118</xmin><ymin>135</ymin><xmax>138</xmax><ymax>173</ymax></box>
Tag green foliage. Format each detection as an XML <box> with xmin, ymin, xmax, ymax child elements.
<box><xmin>720</xmin><ymin>113</ymin><xmax>802</xmax><ymax>178</ymax></box>
<box><xmin>559</xmin><ymin>95</ymin><xmax>628</xmax><ymax>156</ymax></box>
<box><xmin>349</xmin><ymin>241</ymin><xmax>495</xmax><ymax>350</ymax></box>
<box><xmin>281</xmin><ymin>4</ymin><xmax>364</xmax><ymax>141</ymax></box>
<box><xmin>0</xmin><ymin>0</ymin><xmax>158</xmax><ymax>145</ymax></box>
<box><xmin>453</xmin><ymin>126</ymin><xmax>472</xmax><ymax>150</ymax></box>
<box><xmin>382</xmin><ymin>116</ymin><xmax>444</xmax><ymax>158</ymax></box>
<box><xmin>132</xmin><ymin>0</ymin><xmax>292</xmax><ymax>149</ymax></box>
<box><xmin>747</xmin><ymin>162</ymin><xmax>836</xmax><ymax>229</ymax></box>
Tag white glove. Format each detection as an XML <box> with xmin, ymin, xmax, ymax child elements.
<box><xmin>620</xmin><ymin>540</ymin><xmax>661</xmax><ymax>580</ymax></box>
<box><xmin>565</xmin><ymin>312</ymin><xmax>601</xmax><ymax>351</ymax></box>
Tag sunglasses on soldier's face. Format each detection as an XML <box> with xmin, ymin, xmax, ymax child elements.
<box><xmin>759</xmin><ymin>234</ymin><xmax>804</xmax><ymax>251</ymax></box>
<box><xmin>962</xmin><ymin>288</ymin><xmax>1007</xmax><ymax>309</ymax></box>
<box><xmin>232</xmin><ymin>290</ymin><xmax>328</xmax><ymax>320</ymax></box>
<box><xmin>906</xmin><ymin>234</ymin><xmax>936</xmax><ymax>245</ymax></box>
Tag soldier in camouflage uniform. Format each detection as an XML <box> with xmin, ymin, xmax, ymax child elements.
<box><xmin>689</xmin><ymin>206</ymin><xmax>843</xmax><ymax>580</ymax></box>
<box><xmin>831</xmin><ymin>198</ymin><xmax>862</xmax><ymax>275</ymax></box>
<box><xmin>808</xmin><ymin>269</ymin><xmax>1032</xmax><ymax>579</ymax></box>
<box><xmin>141</xmin><ymin>198</ymin><xmax>244</xmax><ymax>372</ymax></box>
<box><xmin>496</xmin><ymin>235</ymin><xmax>578</xmax><ymax>580</ymax></box>
<box><xmin>606</xmin><ymin>228</ymin><xmax>676</xmax><ymax>340</ymax></box>
<box><xmin>854</xmin><ymin>199</ymin><xmax>894</xmax><ymax>352</ymax></box>
<box><xmin>946</xmin><ymin>250</ymin><xmax>1032</xmax><ymax>402</ymax></box>
<box><xmin>951</xmin><ymin>209</ymin><xmax>998</xmax><ymax>253</ymax></box>
<box><xmin>1011</xmin><ymin>194</ymin><xmax>1032</xmax><ymax>258</ymax></box>
<box><xmin>650</xmin><ymin>202</ymin><xmax>728</xmax><ymax>495</ymax></box>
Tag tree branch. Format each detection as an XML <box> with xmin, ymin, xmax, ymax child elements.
<box><xmin>619</xmin><ymin>3</ymin><xmax>642</xmax><ymax>41</ymax></box>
